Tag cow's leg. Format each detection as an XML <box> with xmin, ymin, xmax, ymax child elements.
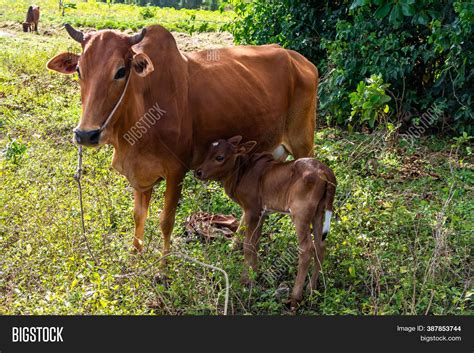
<box><xmin>241</xmin><ymin>210</ymin><xmax>264</xmax><ymax>284</ymax></box>
<box><xmin>291</xmin><ymin>217</ymin><xmax>314</xmax><ymax>309</ymax></box>
<box><xmin>160</xmin><ymin>171</ymin><xmax>184</xmax><ymax>257</ymax></box>
<box><xmin>285</xmin><ymin>96</ymin><xmax>316</xmax><ymax>159</ymax></box>
<box><xmin>34</xmin><ymin>21</ymin><xmax>38</xmax><ymax>32</ymax></box>
<box><xmin>285</xmin><ymin>69</ymin><xmax>318</xmax><ymax>159</ymax></box>
<box><xmin>133</xmin><ymin>188</ymin><xmax>153</xmax><ymax>253</ymax></box>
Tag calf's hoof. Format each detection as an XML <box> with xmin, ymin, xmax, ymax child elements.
<box><xmin>290</xmin><ymin>298</ymin><xmax>300</xmax><ymax>312</ymax></box>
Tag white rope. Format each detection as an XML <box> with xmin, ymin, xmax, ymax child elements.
<box><xmin>99</xmin><ymin>70</ymin><xmax>132</xmax><ymax>131</ymax></box>
<box><xmin>156</xmin><ymin>252</ymin><xmax>230</xmax><ymax>315</ymax></box>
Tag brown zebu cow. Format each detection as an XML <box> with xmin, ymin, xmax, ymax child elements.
<box><xmin>23</xmin><ymin>5</ymin><xmax>40</xmax><ymax>32</ymax></box>
<box><xmin>46</xmin><ymin>24</ymin><xmax>318</xmax><ymax>256</ymax></box>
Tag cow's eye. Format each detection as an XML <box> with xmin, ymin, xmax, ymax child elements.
<box><xmin>76</xmin><ymin>66</ymin><xmax>81</xmax><ymax>79</ymax></box>
<box><xmin>215</xmin><ymin>156</ymin><xmax>224</xmax><ymax>162</ymax></box>
<box><xmin>114</xmin><ymin>67</ymin><xmax>126</xmax><ymax>80</ymax></box>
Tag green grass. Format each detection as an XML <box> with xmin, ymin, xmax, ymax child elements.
<box><xmin>0</xmin><ymin>19</ymin><xmax>472</xmax><ymax>315</ymax></box>
<box><xmin>0</xmin><ymin>0</ymin><xmax>234</xmax><ymax>32</ymax></box>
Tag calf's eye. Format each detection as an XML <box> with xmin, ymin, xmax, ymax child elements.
<box><xmin>215</xmin><ymin>156</ymin><xmax>224</xmax><ymax>162</ymax></box>
<box><xmin>114</xmin><ymin>67</ymin><xmax>126</xmax><ymax>80</ymax></box>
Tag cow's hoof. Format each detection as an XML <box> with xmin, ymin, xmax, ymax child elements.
<box><xmin>130</xmin><ymin>247</ymin><xmax>143</xmax><ymax>256</ymax></box>
<box><xmin>132</xmin><ymin>240</ymin><xmax>144</xmax><ymax>254</ymax></box>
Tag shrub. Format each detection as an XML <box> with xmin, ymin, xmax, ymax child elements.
<box><xmin>2</xmin><ymin>137</ymin><xmax>27</xmax><ymax>166</ymax></box>
<box><xmin>226</xmin><ymin>0</ymin><xmax>326</xmax><ymax>69</ymax></box>
<box><xmin>229</xmin><ymin>0</ymin><xmax>474</xmax><ymax>135</ymax></box>
<box><xmin>139</xmin><ymin>5</ymin><xmax>156</xmax><ymax>20</ymax></box>
<box><xmin>349</xmin><ymin>74</ymin><xmax>391</xmax><ymax>129</ymax></box>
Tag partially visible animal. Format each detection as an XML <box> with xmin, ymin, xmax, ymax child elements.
<box><xmin>46</xmin><ymin>24</ymin><xmax>319</xmax><ymax>258</ymax></box>
<box><xmin>23</xmin><ymin>5</ymin><xmax>40</xmax><ymax>32</ymax></box>
<box><xmin>195</xmin><ymin>136</ymin><xmax>337</xmax><ymax>309</ymax></box>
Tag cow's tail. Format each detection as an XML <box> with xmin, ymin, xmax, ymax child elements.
<box><xmin>321</xmin><ymin>167</ymin><xmax>336</xmax><ymax>240</ymax></box>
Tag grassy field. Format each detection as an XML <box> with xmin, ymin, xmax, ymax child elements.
<box><xmin>0</xmin><ymin>0</ymin><xmax>234</xmax><ymax>32</ymax></box>
<box><xmin>0</xmin><ymin>3</ymin><xmax>472</xmax><ymax>315</ymax></box>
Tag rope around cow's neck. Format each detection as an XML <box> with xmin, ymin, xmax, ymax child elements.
<box><xmin>99</xmin><ymin>70</ymin><xmax>133</xmax><ymax>132</ymax></box>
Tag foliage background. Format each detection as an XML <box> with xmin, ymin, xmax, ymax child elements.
<box><xmin>228</xmin><ymin>0</ymin><xmax>473</xmax><ymax>135</ymax></box>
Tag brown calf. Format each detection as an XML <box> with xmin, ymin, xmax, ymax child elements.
<box><xmin>23</xmin><ymin>6</ymin><xmax>40</xmax><ymax>32</ymax></box>
<box><xmin>195</xmin><ymin>136</ymin><xmax>337</xmax><ymax>308</ymax></box>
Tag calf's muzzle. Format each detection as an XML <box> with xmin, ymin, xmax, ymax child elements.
<box><xmin>194</xmin><ymin>169</ymin><xmax>204</xmax><ymax>179</ymax></box>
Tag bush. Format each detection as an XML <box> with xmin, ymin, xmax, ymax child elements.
<box><xmin>349</xmin><ymin>74</ymin><xmax>391</xmax><ymax>129</ymax></box>
<box><xmin>227</xmin><ymin>0</ymin><xmax>324</xmax><ymax>70</ymax></box>
<box><xmin>139</xmin><ymin>5</ymin><xmax>156</xmax><ymax>20</ymax></box>
<box><xmin>228</xmin><ymin>0</ymin><xmax>474</xmax><ymax>135</ymax></box>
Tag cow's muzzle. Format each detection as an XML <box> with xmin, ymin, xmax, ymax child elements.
<box><xmin>74</xmin><ymin>128</ymin><xmax>101</xmax><ymax>146</ymax></box>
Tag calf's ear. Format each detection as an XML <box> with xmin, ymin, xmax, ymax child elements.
<box><xmin>132</xmin><ymin>52</ymin><xmax>154</xmax><ymax>77</ymax></box>
<box><xmin>46</xmin><ymin>52</ymin><xmax>80</xmax><ymax>74</ymax></box>
<box><xmin>227</xmin><ymin>135</ymin><xmax>242</xmax><ymax>146</ymax></box>
<box><xmin>237</xmin><ymin>141</ymin><xmax>257</xmax><ymax>155</ymax></box>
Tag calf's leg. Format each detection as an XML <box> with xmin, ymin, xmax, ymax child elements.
<box><xmin>231</xmin><ymin>210</ymin><xmax>245</xmax><ymax>251</ymax></box>
<box><xmin>242</xmin><ymin>211</ymin><xmax>264</xmax><ymax>283</ymax></box>
<box><xmin>291</xmin><ymin>219</ymin><xmax>314</xmax><ymax>309</ymax></box>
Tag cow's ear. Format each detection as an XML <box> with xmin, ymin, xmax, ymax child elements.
<box><xmin>237</xmin><ymin>141</ymin><xmax>257</xmax><ymax>155</ymax></box>
<box><xmin>132</xmin><ymin>52</ymin><xmax>154</xmax><ymax>77</ymax></box>
<box><xmin>228</xmin><ymin>135</ymin><xmax>242</xmax><ymax>147</ymax></box>
<box><xmin>46</xmin><ymin>52</ymin><xmax>79</xmax><ymax>74</ymax></box>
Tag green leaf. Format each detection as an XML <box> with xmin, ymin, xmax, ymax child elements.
<box><xmin>415</xmin><ymin>11</ymin><xmax>429</xmax><ymax>25</ymax></box>
<box><xmin>389</xmin><ymin>4</ymin><xmax>403</xmax><ymax>27</ymax></box>
<box><xmin>375</xmin><ymin>3</ymin><xmax>392</xmax><ymax>19</ymax></box>
<box><xmin>401</xmin><ymin>3</ymin><xmax>415</xmax><ymax>16</ymax></box>
<box><xmin>348</xmin><ymin>266</ymin><xmax>356</xmax><ymax>278</ymax></box>
<box><xmin>350</xmin><ymin>0</ymin><xmax>366</xmax><ymax>10</ymax></box>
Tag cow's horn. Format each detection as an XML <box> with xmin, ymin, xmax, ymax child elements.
<box><xmin>64</xmin><ymin>24</ymin><xmax>84</xmax><ymax>43</ymax></box>
<box><xmin>129</xmin><ymin>28</ymin><xmax>146</xmax><ymax>46</ymax></box>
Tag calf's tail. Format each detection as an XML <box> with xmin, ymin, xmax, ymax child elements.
<box><xmin>322</xmin><ymin>167</ymin><xmax>336</xmax><ymax>240</ymax></box>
